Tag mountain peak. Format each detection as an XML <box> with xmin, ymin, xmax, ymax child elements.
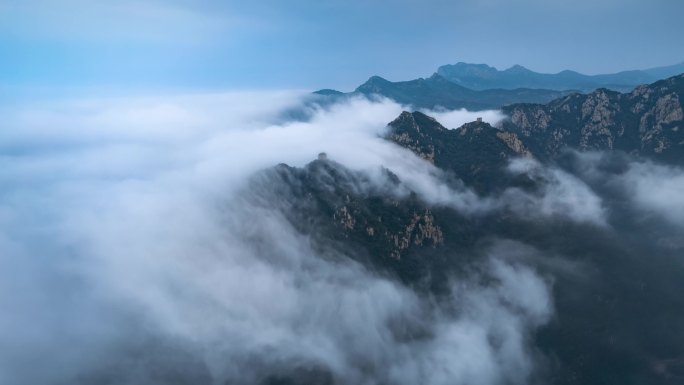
<box><xmin>436</xmin><ymin>63</ymin><xmax>499</xmax><ymax>81</ymax></box>
<box><xmin>453</xmin><ymin>62</ymin><xmax>498</xmax><ymax>70</ymax></box>
<box><xmin>355</xmin><ymin>75</ymin><xmax>392</xmax><ymax>93</ymax></box>
<box><xmin>387</xmin><ymin>111</ymin><xmax>446</xmax><ymax>163</ymax></box>
<box><xmin>504</xmin><ymin>64</ymin><xmax>533</xmax><ymax>74</ymax></box>
<box><xmin>390</xmin><ymin>111</ymin><xmax>444</xmax><ymax>134</ymax></box>
<box><xmin>313</xmin><ymin>89</ymin><xmax>344</xmax><ymax>96</ymax></box>
<box><xmin>366</xmin><ymin>75</ymin><xmax>389</xmax><ymax>84</ymax></box>
<box><xmin>387</xmin><ymin>111</ymin><xmax>532</xmax><ymax>192</ymax></box>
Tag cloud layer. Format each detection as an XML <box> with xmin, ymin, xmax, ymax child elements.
<box><xmin>3</xmin><ymin>90</ymin><xmax>684</xmax><ymax>384</ymax></box>
<box><xmin>0</xmin><ymin>93</ymin><xmax>555</xmax><ymax>384</ymax></box>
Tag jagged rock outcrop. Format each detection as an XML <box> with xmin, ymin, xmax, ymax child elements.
<box><xmin>247</xmin><ymin>158</ymin><xmax>451</xmax><ymax>265</ymax></box>
<box><xmin>388</xmin><ymin>111</ymin><xmax>531</xmax><ymax>193</ymax></box>
<box><xmin>387</xmin><ymin>210</ymin><xmax>444</xmax><ymax>259</ymax></box>
<box><xmin>502</xmin><ymin>74</ymin><xmax>684</xmax><ymax>163</ymax></box>
<box><xmin>387</xmin><ymin>111</ymin><xmax>443</xmax><ymax>163</ymax></box>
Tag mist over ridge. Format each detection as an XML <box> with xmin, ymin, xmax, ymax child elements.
<box><xmin>1</xmin><ymin>93</ymin><xmax>550</xmax><ymax>384</ymax></box>
<box><xmin>2</xmin><ymin>71</ymin><xmax>684</xmax><ymax>384</ymax></box>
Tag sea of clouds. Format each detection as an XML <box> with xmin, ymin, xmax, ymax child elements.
<box><xmin>1</xmin><ymin>92</ymin><xmax>682</xmax><ymax>384</ymax></box>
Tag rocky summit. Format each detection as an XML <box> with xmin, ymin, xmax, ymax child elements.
<box><xmin>501</xmin><ymin>74</ymin><xmax>684</xmax><ymax>163</ymax></box>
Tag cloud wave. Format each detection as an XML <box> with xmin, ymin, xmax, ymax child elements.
<box><xmin>0</xmin><ymin>92</ymin><xmax>553</xmax><ymax>384</ymax></box>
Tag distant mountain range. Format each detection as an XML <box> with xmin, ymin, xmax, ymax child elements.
<box><xmin>500</xmin><ymin>74</ymin><xmax>684</xmax><ymax>164</ymax></box>
<box><xmin>437</xmin><ymin>61</ymin><xmax>684</xmax><ymax>92</ymax></box>
<box><xmin>315</xmin><ymin>74</ymin><xmax>575</xmax><ymax>110</ymax></box>
<box><xmin>315</xmin><ymin>61</ymin><xmax>684</xmax><ymax>110</ymax></box>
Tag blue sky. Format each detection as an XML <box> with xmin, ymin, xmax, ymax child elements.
<box><xmin>1</xmin><ymin>0</ymin><xmax>684</xmax><ymax>94</ymax></box>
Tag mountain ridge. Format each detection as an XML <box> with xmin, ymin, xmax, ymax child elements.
<box><xmin>437</xmin><ymin>61</ymin><xmax>684</xmax><ymax>92</ymax></box>
<box><xmin>316</xmin><ymin>73</ymin><xmax>576</xmax><ymax>110</ymax></box>
<box><xmin>500</xmin><ymin>73</ymin><xmax>684</xmax><ymax>163</ymax></box>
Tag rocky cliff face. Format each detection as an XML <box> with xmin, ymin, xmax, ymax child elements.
<box><xmin>388</xmin><ymin>111</ymin><xmax>531</xmax><ymax>193</ymax></box>
<box><xmin>502</xmin><ymin>74</ymin><xmax>684</xmax><ymax>163</ymax></box>
<box><xmin>246</xmin><ymin>159</ymin><xmax>453</xmax><ymax>280</ymax></box>
<box><xmin>387</xmin><ymin>111</ymin><xmax>442</xmax><ymax>163</ymax></box>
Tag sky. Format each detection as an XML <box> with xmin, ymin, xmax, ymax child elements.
<box><xmin>1</xmin><ymin>0</ymin><xmax>684</xmax><ymax>94</ymax></box>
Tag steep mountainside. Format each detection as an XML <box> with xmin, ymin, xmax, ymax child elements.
<box><xmin>388</xmin><ymin>111</ymin><xmax>530</xmax><ymax>193</ymax></box>
<box><xmin>437</xmin><ymin>62</ymin><xmax>684</xmax><ymax>92</ymax></box>
<box><xmin>252</xmin><ymin>140</ymin><xmax>684</xmax><ymax>385</ymax></box>
<box><xmin>246</xmin><ymin>158</ymin><xmax>479</xmax><ymax>289</ymax></box>
<box><xmin>501</xmin><ymin>74</ymin><xmax>684</xmax><ymax>163</ymax></box>
<box><xmin>250</xmin><ymin>73</ymin><xmax>684</xmax><ymax>385</ymax></box>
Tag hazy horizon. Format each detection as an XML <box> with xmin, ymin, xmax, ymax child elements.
<box><xmin>1</xmin><ymin>0</ymin><xmax>683</xmax><ymax>94</ymax></box>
